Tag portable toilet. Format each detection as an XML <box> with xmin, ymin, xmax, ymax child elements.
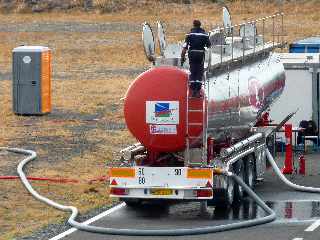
<box><xmin>289</xmin><ymin>37</ymin><xmax>320</xmax><ymax>53</ymax></box>
<box><xmin>12</xmin><ymin>46</ymin><xmax>52</xmax><ymax>115</ymax></box>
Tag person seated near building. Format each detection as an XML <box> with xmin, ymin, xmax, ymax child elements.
<box><xmin>297</xmin><ymin>119</ymin><xmax>318</xmax><ymax>145</ymax></box>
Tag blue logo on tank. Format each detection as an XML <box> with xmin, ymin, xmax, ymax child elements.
<box><xmin>155</xmin><ymin>103</ymin><xmax>170</xmax><ymax>117</ymax></box>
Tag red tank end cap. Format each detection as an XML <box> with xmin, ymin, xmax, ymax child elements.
<box><xmin>124</xmin><ymin>67</ymin><xmax>188</xmax><ymax>152</ymax></box>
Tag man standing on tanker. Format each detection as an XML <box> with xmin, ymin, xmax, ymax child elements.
<box><xmin>181</xmin><ymin>20</ymin><xmax>211</xmax><ymax>98</ymax></box>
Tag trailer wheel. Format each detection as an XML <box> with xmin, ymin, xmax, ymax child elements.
<box><xmin>244</xmin><ymin>154</ymin><xmax>256</xmax><ymax>189</ymax></box>
<box><xmin>233</xmin><ymin>160</ymin><xmax>245</xmax><ymax>203</ymax></box>
<box><xmin>208</xmin><ymin>175</ymin><xmax>234</xmax><ymax>208</ymax></box>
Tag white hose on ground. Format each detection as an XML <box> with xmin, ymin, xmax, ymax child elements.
<box><xmin>266</xmin><ymin>149</ymin><xmax>320</xmax><ymax>193</ymax></box>
<box><xmin>3</xmin><ymin>146</ymin><xmax>277</xmax><ymax>236</ymax></box>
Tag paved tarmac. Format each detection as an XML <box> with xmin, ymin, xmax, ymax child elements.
<box><xmin>55</xmin><ymin>152</ymin><xmax>320</xmax><ymax>240</ymax></box>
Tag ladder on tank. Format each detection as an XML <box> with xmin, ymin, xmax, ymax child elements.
<box><xmin>184</xmin><ymin>75</ymin><xmax>208</xmax><ymax>167</ymax></box>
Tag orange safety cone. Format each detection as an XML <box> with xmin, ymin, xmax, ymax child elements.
<box><xmin>282</xmin><ymin>124</ymin><xmax>294</xmax><ymax>174</ymax></box>
<box><xmin>298</xmin><ymin>155</ymin><xmax>306</xmax><ymax>175</ymax></box>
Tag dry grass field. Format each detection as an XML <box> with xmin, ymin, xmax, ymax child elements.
<box><xmin>1</xmin><ymin>0</ymin><xmax>320</xmax><ymax>239</ymax></box>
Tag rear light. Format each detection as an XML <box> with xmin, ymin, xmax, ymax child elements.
<box><xmin>110</xmin><ymin>179</ymin><xmax>118</xmax><ymax>186</ymax></box>
<box><xmin>196</xmin><ymin>189</ymin><xmax>213</xmax><ymax>198</ymax></box>
<box><xmin>206</xmin><ymin>181</ymin><xmax>213</xmax><ymax>188</ymax></box>
<box><xmin>110</xmin><ymin>188</ymin><xmax>128</xmax><ymax>196</ymax></box>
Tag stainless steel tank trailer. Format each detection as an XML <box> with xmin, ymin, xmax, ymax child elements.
<box><xmin>109</xmin><ymin>7</ymin><xmax>286</xmax><ymax>207</ymax></box>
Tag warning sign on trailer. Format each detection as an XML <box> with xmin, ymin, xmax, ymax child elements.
<box><xmin>146</xmin><ymin>101</ymin><xmax>179</xmax><ymax>124</ymax></box>
<box><xmin>150</xmin><ymin>124</ymin><xmax>177</xmax><ymax>135</ymax></box>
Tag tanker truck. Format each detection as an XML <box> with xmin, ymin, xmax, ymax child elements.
<box><xmin>109</xmin><ymin>8</ymin><xmax>286</xmax><ymax>207</ymax></box>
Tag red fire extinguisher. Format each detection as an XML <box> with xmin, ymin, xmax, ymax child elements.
<box><xmin>282</xmin><ymin>124</ymin><xmax>293</xmax><ymax>174</ymax></box>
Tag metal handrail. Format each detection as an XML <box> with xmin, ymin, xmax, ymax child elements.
<box><xmin>215</xmin><ymin>13</ymin><xmax>285</xmax><ymax>65</ymax></box>
<box><xmin>220</xmin><ymin>13</ymin><xmax>284</xmax><ymax>35</ymax></box>
<box><xmin>228</xmin><ymin>13</ymin><xmax>284</xmax><ymax>30</ymax></box>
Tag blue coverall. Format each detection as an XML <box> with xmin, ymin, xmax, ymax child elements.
<box><xmin>182</xmin><ymin>27</ymin><xmax>211</xmax><ymax>96</ymax></box>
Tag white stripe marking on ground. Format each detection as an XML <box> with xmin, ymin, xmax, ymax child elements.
<box><xmin>305</xmin><ymin>219</ymin><xmax>320</xmax><ymax>232</ymax></box>
<box><xmin>292</xmin><ymin>238</ymin><xmax>303</xmax><ymax>240</ymax></box>
<box><xmin>49</xmin><ymin>202</ymin><xmax>126</xmax><ymax>240</ymax></box>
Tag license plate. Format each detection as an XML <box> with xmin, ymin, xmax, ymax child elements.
<box><xmin>151</xmin><ymin>189</ymin><xmax>173</xmax><ymax>195</ymax></box>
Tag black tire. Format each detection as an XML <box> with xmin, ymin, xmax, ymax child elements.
<box><xmin>208</xmin><ymin>176</ymin><xmax>234</xmax><ymax>208</ymax></box>
<box><xmin>233</xmin><ymin>160</ymin><xmax>245</xmax><ymax>204</ymax></box>
<box><xmin>213</xmin><ymin>204</ymin><xmax>233</xmax><ymax>219</ymax></box>
<box><xmin>243</xmin><ymin>199</ymin><xmax>258</xmax><ymax>219</ymax></box>
<box><xmin>244</xmin><ymin>154</ymin><xmax>256</xmax><ymax>190</ymax></box>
